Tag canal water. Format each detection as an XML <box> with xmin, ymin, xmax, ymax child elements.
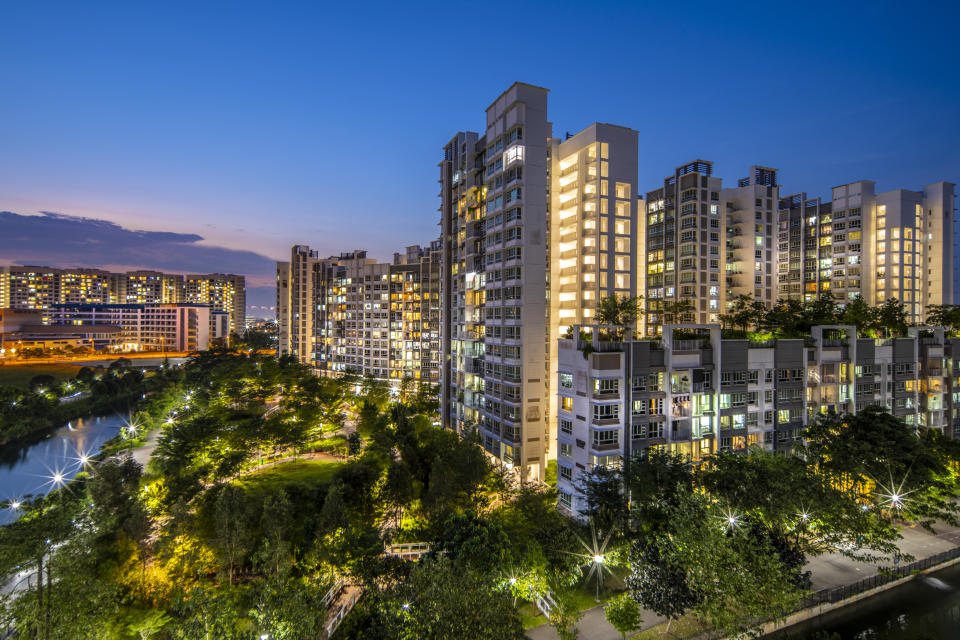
<box><xmin>774</xmin><ymin>562</ymin><xmax>960</xmax><ymax>639</ymax></box>
<box><xmin>0</xmin><ymin>414</ymin><xmax>127</xmax><ymax>526</ymax></box>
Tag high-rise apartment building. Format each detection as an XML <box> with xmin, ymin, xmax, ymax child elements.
<box><xmin>47</xmin><ymin>303</ymin><xmax>222</xmax><ymax>352</ymax></box>
<box><xmin>185</xmin><ymin>273</ymin><xmax>246</xmax><ymax>333</ymax></box>
<box><xmin>439</xmin><ymin>84</ymin><xmax>643</xmax><ymax>481</ymax></box>
<box><xmin>0</xmin><ymin>267</ymin><xmax>247</xmax><ymax>335</ymax></box>
<box><xmin>119</xmin><ymin>271</ymin><xmax>184</xmax><ymax>304</ymax></box>
<box><xmin>642</xmin><ymin>161</ymin><xmax>780</xmax><ymax>335</ymax></box>
<box><xmin>1</xmin><ymin>266</ymin><xmax>62</xmax><ymax>309</ymax></box>
<box><xmin>776</xmin><ymin>193</ymin><xmax>833</xmax><ymax>301</ymax></box>
<box><xmin>723</xmin><ymin>167</ymin><xmax>779</xmax><ymax>305</ymax></box>
<box><xmin>776</xmin><ymin>181</ymin><xmax>955</xmax><ymax>321</ymax></box>
<box><xmin>441</xmin><ymin>83</ymin><xmax>553</xmax><ymax>481</ymax></box>
<box><xmin>276</xmin><ymin>244</ymin><xmax>442</xmax><ymax>384</ymax></box>
<box><xmin>549</xmin><ymin>124</ymin><xmax>640</xmax><ymax>340</ymax></box>
<box><xmin>389</xmin><ymin>243</ymin><xmax>442</xmax><ymax>384</ymax></box>
<box><xmin>643</xmin><ymin>161</ymin><xmax>725</xmax><ymax>333</ymax></box>
<box><xmin>58</xmin><ymin>268</ymin><xmax>117</xmax><ymax>305</ymax></box>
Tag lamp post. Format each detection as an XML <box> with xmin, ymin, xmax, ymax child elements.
<box><xmin>592</xmin><ymin>554</ymin><xmax>605</xmax><ymax>602</ymax></box>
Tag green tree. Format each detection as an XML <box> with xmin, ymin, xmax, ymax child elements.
<box><xmin>595</xmin><ymin>295</ymin><xmax>643</xmax><ymax>338</ymax></box>
<box><xmin>604</xmin><ymin>592</ymin><xmax>642</xmax><ymax>640</ymax></box>
<box><xmin>804</xmin><ymin>407</ymin><xmax>960</xmax><ymax>528</ymax></box>
<box><xmin>383</xmin><ymin>461</ymin><xmax>414</xmax><ymax>529</ymax></box>
<box><xmin>720</xmin><ymin>294</ymin><xmax>761</xmax><ymax>333</ymax></box>
<box><xmin>549</xmin><ymin>589</ymin><xmax>584</xmax><ymax>640</ymax></box>
<box><xmin>213</xmin><ymin>485</ymin><xmax>251</xmax><ymax>585</ymax></box>
<box><xmin>347</xmin><ymin>430</ymin><xmax>363</xmax><ymax>457</ymax></box>
<box><xmin>840</xmin><ymin>296</ymin><xmax>878</xmax><ymax>334</ymax></box>
<box><xmin>877</xmin><ymin>298</ymin><xmax>909</xmax><ymax>336</ymax></box>
<box><xmin>661</xmin><ymin>299</ymin><xmax>695</xmax><ymax>324</ymax></box>
<box><xmin>626</xmin><ymin>534</ymin><xmax>698</xmax><ymax>631</ymax></box>
<box><xmin>926</xmin><ymin>304</ymin><xmax>960</xmax><ymax>332</ymax></box>
<box><xmin>128</xmin><ymin>610</ymin><xmax>172</xmax><ymax>640</ymax></box>
<box><xmin>357</xmin><ymin>557</ymin><xmax>525</xmax><ymax>640</ymax></box>
<box><xmin>428</xmin><ymin>512</ymin><xmax>513</xmax><ymax>573</ymax></box>
<box><xmin>258</xmin><ymin>490</ymin><xmax>293</xmax><ymax>577</ymax></box>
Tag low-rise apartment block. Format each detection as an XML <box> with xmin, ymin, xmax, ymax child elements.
<box><xmin>47</xmin><ymin>303</ymin><xmax>225</xmax><ymax>352</ymax></box>
<box><xmin>556</xmin><ymin>324</ymin><xmax>960</xmax><ymax>517</ymax></box>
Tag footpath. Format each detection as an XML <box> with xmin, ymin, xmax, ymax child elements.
<box><xmin>526</xmin><ymin>521</ymin><xmax>960</xmax><ymax>640</ymax></box>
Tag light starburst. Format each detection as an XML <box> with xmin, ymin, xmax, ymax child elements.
<box><xmin>873</xmin><ymin>468</ymin><xmax>918</xmax><ymax>513</ymax></box>
<box><xmin>719</xmin><ymin>507</ymin><xmax>742</xmax><ymax>531</ymax></box>
<box><xmin>564</xmin><ymin>519</ymin><xmax>614</xmax><ymax>602</ymax></box>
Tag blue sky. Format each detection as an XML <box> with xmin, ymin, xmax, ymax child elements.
<box><xmin>1</xmin><ymin>0</ymin><xmax>958</xmax><ymax>278</ymax></box>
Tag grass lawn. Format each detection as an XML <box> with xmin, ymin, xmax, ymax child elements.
<box><xmin>0</xmin><ymin>363</ymin><xmax>84</xmax><ymax>389</ymax></box>
<box><xmin>519</xmin><ymin>573</ymin><xmax>625</xmax><ymax>629</ymax></box>
<box><xmin>634</xmin><ymin>614</ymin><xmax>707</xmax><ymax>639</ymax></box>
<box><xmin>236</xmin><ymin>460</ymin><xmax>344</xmax><ymax>501</ymax></box>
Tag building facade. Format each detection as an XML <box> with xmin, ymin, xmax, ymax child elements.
<box><xmin>0</xmin><ymin>267</ymin><xmax>247</xmax><ymax>329</ymax></box>
<box><xmin>556</xmin><ymin>324</ymin><xmax>960</xmax><ymax>517</ymax></box>
<box><xmin>185</xmin><ymin>273</ymin><xmax>246</xmax><ymax>334</ymax></box>
<box><xmin>643</xmin><ymin>161</ymin><xmax>779</xmax><ymax>335</ymax></box>
<box><xmin>276</xmin><ymin>244</ymin><xmax>442</xmax><ymax>384</ymax></box>
<box><xmin>777</xmin><ymin>181</ymin><xmax>956</xmax><ymax>321</ymax></box>
<box><xmin>440</xmin><ymin>83</ymin><xmax>554</xmax><ymax>481</ymax></box>
<box><xmin>47</xmin><ymin>303</ymin><xmax>221</xmax><ymax>352</ymax></box>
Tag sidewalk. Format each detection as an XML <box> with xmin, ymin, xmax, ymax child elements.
<box><xmin>526</xmin><ymin>522</ymin><xmax>960</xmax><ymax>640</ymax></box>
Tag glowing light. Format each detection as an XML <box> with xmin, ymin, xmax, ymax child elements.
<box><xmin>593</xmin><ymin>554</ymin><xmax>604</xmax><ymax>564</ymax></box>
<box><xmin>9</xmin><ymin>500</ymin><xmax>21</xmax><ymax>510</ymax></box>
<box><xmin>508</xmin><ymin>577</ymin><xmax>517</xmax><ymax>585</ymax></box>
<box><xmin>874</xmin><ymin>470</ymin><xmax>917</xmax><ymax>513</ymax></box>
<box><xmin>401</xmin><ymin>603</ymin><xmax>410</xmax><ymax>611</ymax></box>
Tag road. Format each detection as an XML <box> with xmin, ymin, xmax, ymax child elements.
<box><xmin>526</xmin><ymin>521</ymin><xmax>960</xmax><ymax>640</ymax></box>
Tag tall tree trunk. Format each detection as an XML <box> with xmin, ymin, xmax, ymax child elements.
<box><xmin>45</xmin><ymin>560</ymin><xmax>52</xmax><ymax>640</ymax></box>
<box><xmin>35</xmin><ymin>554</ymin><xmax>43</xmax><ymax>640</ymax></box>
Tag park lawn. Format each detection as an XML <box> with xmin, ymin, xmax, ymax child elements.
<box><xmin>634</xmin><ymin>613</ymin><xmax>707</xmax><ymax>639</ymax></box>
<box><xmin>236</xmin><ymin>459</ymin><xmax>344</xmax><ymax>501</ymax></box>
<box><xmin>519</xmin><ymin>577</ymin><xmax>625</xmax><ymax>629</ymax></box>
<box><xmin>0</xmin><ymin>363</ymin><xmax>85</xmax><ymax>389</ymax></box>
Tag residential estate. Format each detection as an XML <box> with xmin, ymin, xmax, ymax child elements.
<box><xmin>0</xmin><ymin>266</ymin><xmax>246</xmax><ymax>333</ymax></box>
<box><xmin>276</xmin><ymin>82</ymin><xmax>958</xmax><ymax>484</ymax></box>
<box><xmin>556</xmin><ymin>324</ymin><xmax>959</xmax><ymax>517</ymax></box>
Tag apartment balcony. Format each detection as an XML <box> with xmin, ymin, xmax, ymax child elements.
<box><xmin>591</xmin><ymin>417</ymin><xmax>621</xmax><ymax>427</ymax></box>
<box><xmin>592</xmin><ymin>390</ymin><xmax>621</xmax><ymax>401</ymax></box>
<box><xmin>672</xmin><ymin>339</ymin><xmax>708</xmax><ymax>352</ymax></box>
<box><xmin>590</xmin><ymin>440</ymin><xmax>622</xmax><ymax>453</ymax></box>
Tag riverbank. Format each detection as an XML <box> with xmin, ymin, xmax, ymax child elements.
<box><xmin>525</xmin><ymin>522</ymin><xmax>960</xmax><ymax>640</ymax></box>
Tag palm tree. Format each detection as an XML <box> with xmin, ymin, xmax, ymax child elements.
<box><xmin>595</xmin><ymin>295</ymin><xmax>643</xmax><ymax>339</ymax></box>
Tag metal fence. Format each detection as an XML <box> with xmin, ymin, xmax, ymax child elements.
<box><xmin>804</xmin><ymin>547</ymin><xmax>960</xmax><ymax>606</ymax></box>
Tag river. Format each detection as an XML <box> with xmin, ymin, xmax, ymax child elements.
<box><xmin>774</xmin><ymin>562</ymin><xmax>960</xmax><ymax>639</ymax></box>
<box><xmin>0</xmin><ymin>414</ymin><xmax>128</xmax><ymax>526</ymax></box>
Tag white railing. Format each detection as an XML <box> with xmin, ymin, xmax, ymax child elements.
<box><xmin>263</xmin><ymin>404</ymin><xmax>281</xmax><ymax>418</ymax></box>
<box><xmin>383</xmin><ymin>542</ymin><xmax>431</xmax><ymax>561</ymax></box>
<box><xmin>320</xmin><ymin>577</ymin><xmax>345</xmax><ymax>609</ymax></box>
<box><xmin>534</xmin><ymin>590</ymin><xmax>557</xmax><ymax>617</ymax></box>
<box><xmin>326</xmin><ymin>590</ymin><xmax>358</xmax><ymax>638</ymax></box>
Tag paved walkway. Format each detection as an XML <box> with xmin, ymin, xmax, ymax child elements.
<box><xmin>526</xmin><ymin>521</ymin><xmax>960</xmax><ymax>639</ymax></box>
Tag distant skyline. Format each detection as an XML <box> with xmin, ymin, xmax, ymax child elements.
<box><xmin>2</xmin><ymin>0</ymin><xmax>958</xmax><ymax>267</ymax></box>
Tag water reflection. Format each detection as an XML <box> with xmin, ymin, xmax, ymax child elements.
<box><xmin>0</xmin><ymin>414</ymin><xmax>126</xmax><ymax>525</ymax></box>
<box><xmin>775</xmin><ymin>563</ymin><xmax>960</xmax><ymax>639</ymax></box>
